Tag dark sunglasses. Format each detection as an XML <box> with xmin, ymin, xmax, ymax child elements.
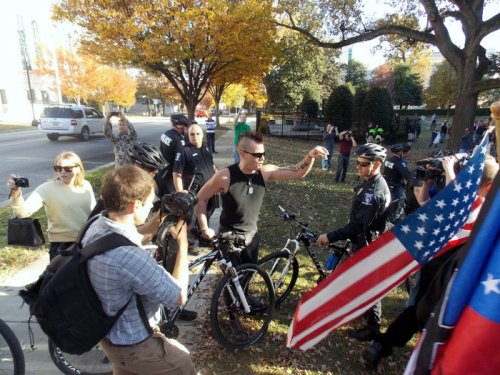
<box><xmin>53</xmin><ymin>165</ymin><xmax>77</xmax><ymax>173</ymax></box>
<box><xmin>356</xmin><ymin>161</ymin><xmax>373</xmax><ymax>167</ymax></box>
<box><xmin>242</xmin><ymin>150</ymin><xmax>266</xmax><ymax>159</ymax></box>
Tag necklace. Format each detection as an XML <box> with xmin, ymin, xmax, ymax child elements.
<box><xmin>246</xmin><ymin>173</ymin><xmax>255</xmax><ymax>194</ymax></box>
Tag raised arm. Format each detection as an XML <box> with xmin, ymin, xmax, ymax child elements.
<box><xmin>263</xmin><ymin>146</ymin><xmax>328</xmax><ymax>182</ymax></box>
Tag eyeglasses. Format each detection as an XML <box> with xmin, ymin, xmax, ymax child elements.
<box><xmin>53</xmin><ymin>165</ymin><xmax>77</xmax><ymax>173</ymax></box>
<box><xmin>241</xmin><ymin>150</ymin><xmax>266</xmax><ymax>159</ymax></box>
<box><xmin>356</xmin><ymin>161</ymin><xmax>373</xmax><ymax>167</ymax></box>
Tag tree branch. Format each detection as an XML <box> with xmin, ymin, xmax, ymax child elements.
<box><xmin>274</xmin><ymin>21</ymin><xmax>438</xmax><ymax>49</ymax></box>
<box><xmin>478</xmin><ymin>12</ymin><xmax>500</xmax><ymax>40</ymax></box>
<box><xmin>470</xmin><ymin>78</ymin><xmax>500</xmax><ymax>95</ymax></box>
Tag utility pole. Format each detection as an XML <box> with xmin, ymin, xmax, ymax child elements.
<box><xmin>17</xmin><ymin>15</ymin><xmax>37</xmax><ymax>126</ymax></box>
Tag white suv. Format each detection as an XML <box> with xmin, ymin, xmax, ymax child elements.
<box><xmin>38</xmin><ymin>105</ymin><xmax>105</xmax><ymax>141</ymax></box>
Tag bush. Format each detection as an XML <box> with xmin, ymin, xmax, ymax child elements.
<box><xmin>324</xmin><ymin>85</ymin><xmax>353</xmax><ymax>131</ymax></box>
<box><xmin>362</xmin><ymin>87</ymin><xmax>393</xmax><ymax>130</ymax></box>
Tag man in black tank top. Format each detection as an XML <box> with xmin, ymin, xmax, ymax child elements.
<box><xmin>195</xmin><ymin>131</ymin><xmax>328</xmax><ymax>265</ymax></box>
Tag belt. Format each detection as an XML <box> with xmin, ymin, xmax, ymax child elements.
<box><xmin>107</xmin><ymin>335</ymin><xmax>151</xmax><ymax>347</ymax></box>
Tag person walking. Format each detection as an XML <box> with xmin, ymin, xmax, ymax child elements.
<box><xmin>7</xmin><ymin>151</ymin><xmax>96</xmax><ymax>259</ymax></box>
<box><xmin>335</xmin><ymin>130</ymin><xmax>357</xmax><ymax>183</ymax></box>
<box><xmin>204</xmin><ymin>113</ymin><xmax>217</xmax><ymax>153</ymax></box>
<box><xmin>322</xmin><ymin>124</ymin><xmax>338</xmax><ymax>171</ymax></box>
<box><xmin>232</xmin><ymin>112</ymin><xmax>252</xmax><ymax>163</ymax></box>
<box><xmin>104</xmin><ymin>112</ymin><xmax>138</xmax><ymax>168</ymax></box>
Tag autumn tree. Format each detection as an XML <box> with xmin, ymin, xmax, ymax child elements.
<box><xmin>135</xmin><ymin>71</ymin><xmax>182</xmax><ymax>116</ymax></box>
<box><xmin>53</xmin><ymin>0</ymin><xmax>276</xmax><ymax>119</ymax></box>
<box><xmin>35</xmin><ymin>46</ymin><xmax>136</xmax><ymax>109</ymax></box>
<box><xmin>424</xmin><ymin>60</ymin><xmax>458</xmax><ymax>116</ymax></box>
<box><xmin>344</xmin><ymin>60</ymin><xmax>368</xmax><ymax>88</ymax></box>
<box><xmin>275</xmin><ymin>0</ymin><xmax>500</xmax><ymax>151</ymax></box>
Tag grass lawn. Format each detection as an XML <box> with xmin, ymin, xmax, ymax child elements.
<box><xmin>0</xmin><ymin>126</ymin><xmax>436</xmax><ymax>373</ymax></box>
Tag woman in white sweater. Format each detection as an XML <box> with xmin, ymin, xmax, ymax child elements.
<box><xmin>7</xmin><ymin>151</ymin><xmax>96</xmax><ymax>259</ymax></box>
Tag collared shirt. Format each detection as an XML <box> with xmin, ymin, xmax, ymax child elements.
<box><xmin>85</xmin><ymin>214</ymin><xmax>181</xmax><ymax>345</ymax></box>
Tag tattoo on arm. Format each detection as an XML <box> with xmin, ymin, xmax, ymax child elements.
<box><xmin>298</xmin><ymin>160</ymin><xmax>311</xmax><ymax>171</ymax></box>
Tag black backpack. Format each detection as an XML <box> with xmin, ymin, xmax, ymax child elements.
<box><xmin>19</xmin><ymin>218</ymin><xmax>150</xmax><ymax>354</ymax></box>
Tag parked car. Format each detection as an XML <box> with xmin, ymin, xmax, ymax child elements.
<box><xmin>292</xmin><ymin>122</ymin><xmax>324</xmax><ymax>132</ymax></box>
<box><xmin>38</xmin><ymin>105</ymin><xmax>104</xmax><ymax>141</ymax></box>
<box><xmin>195</xmin><ymin>109</ymin><xmax>207</xmax><ymax>117</ymax></box>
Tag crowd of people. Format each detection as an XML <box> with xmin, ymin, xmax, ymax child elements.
<box><xmin>5</xmin><ymin>109</ymin><xmax>498</xmax><ymax>374</ymax></box>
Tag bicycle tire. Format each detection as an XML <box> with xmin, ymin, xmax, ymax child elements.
<box><xmin>257</xmin><ymin>250</ymin><xmax>299</xmax><ymax>307</ymax></box>
<box><xmin>48</xmin><ymin>339</ymin><xmax>112</xmax><ymax>375</ymax></box>
<box><xmin>210</xmin><ymin>263</ymin><xmax>275</xmax><ymax>350</ymax></box>
<box><xmin>0</xmin><ymin>318</ymin><xmax>25</xmax><ymax>375</ymax></box>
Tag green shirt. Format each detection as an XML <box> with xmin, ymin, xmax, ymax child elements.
<box><xmin>234</xmin><ymin>122</ymin><xmax>252</xmax><ymax>144</ymax></box>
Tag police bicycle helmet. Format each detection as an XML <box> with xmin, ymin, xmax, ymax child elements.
<box><xmin>170</xmin><ymin>113</ymin><xmax>189</xmax><ymax>126</ymax></box>
<box><xmin>355</xmin><ymin>143</ymin><xmax>387</xmax><ymax>161</ymax></box>
<box><xmin>390</xmin><ymin>143</ymin><xmax>411</xmax><ymax>153</ymax></box>
<box><xmin>129</xmin><ymin>141</ymin><xmax>168</xmax><ymax>171</ymax></box>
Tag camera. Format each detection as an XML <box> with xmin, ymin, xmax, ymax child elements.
<box><xmin>415</xmin><ymin>152</ymin><xmax>469</xmax><ymax>181</ymax></box>
<box><xmin>110</xmin><ymin>111</ymin><xmax>121</xmax><ymax>117</ymax></box>
<box><xmin>13</xmin><ymin>177</ymin><xmax>29</xmax><ymax>188</ymax></box>
<box><xmin>160</xmin><ymin>190</ymin><xmax>198</xmax><ymax>219</ymax></box>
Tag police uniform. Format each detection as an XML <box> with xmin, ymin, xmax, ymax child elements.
<box><xmin>383</xmin><ymin>155</ymin><xmax>410</xmax><ymax>223</ymax></box>
<box><xmin>173</xmin><ymin>143</ymin><xmax>215</xmax><ymax>192</ymax></box>
<box><xmin>159</xmin><ymin>129</ymin><xmax>186</xmax><ymax>193</ymax></box>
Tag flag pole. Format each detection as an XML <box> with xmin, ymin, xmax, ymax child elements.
<box><xmin>490</xmin><ymin>99</ymin><xmax>500</xmax><ymax>158</ymax></box>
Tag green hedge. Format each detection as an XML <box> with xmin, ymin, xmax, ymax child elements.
<box><xmin>395</xmin><ymin>107</ymin><xmax>491</xmax><ymax>117</ymax></box>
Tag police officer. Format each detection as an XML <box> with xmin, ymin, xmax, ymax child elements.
<box><xmin>317</xmin><ymin>143</ymin><xmax>391</xmax><ymax>341</ymax></box>
<box><xmin>383</xmin><ymin>143</ymin><xmax>411</xmax><ymax>224</ymax></box>
<box><xmin>159</xmin><ymin>114</ymin><xmax>189</xmax><ymax>193</ymax></box>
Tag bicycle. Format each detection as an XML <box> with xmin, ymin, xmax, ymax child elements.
<box><xmin>0</xmin><ymin>318</ymin><xmax>25</xmax><ymax>375</ymax></box>
<box><xmin>257</xmin><ymin>205</ymin><xmax>351</xmax><ymax>307</ymax></box>
<box><xmin>50</xmin><ymin>232</ymin><xmax>275</xmax><ymax>374</ymax></box>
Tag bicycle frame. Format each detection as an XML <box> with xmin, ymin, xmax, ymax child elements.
<box><xmin>287</xmin><ymin>228</ymin><xmax>329</xmax><ymax>281</ymax></box>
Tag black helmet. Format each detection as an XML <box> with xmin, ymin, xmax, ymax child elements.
<box><xmin>129</xmin><ymin>141</ymin><xmax>168</xmax><ymax>171</ymax></box>
<box><xmin>170</xmin><ymin>113</ymin><xmax>189</xmax><ymax>126</ymax></box>
<box><xmin>391</xmin><ymin>143</ymin><xmax>406</xmax><ymax>154</ymax></box>
<box><xmin>355</xmin><ymin>143</ymin><xmax>387</xmax><ymax>161</ymax></box>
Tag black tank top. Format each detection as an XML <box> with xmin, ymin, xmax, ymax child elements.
<box><xmin>220</xmin><ymin>164</ymin><xmax>266</xmax><ymax>236</ymax></box>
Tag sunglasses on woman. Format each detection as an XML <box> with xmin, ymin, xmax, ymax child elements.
<box><xmin>53</xmin><ymin>165</ymin><xmax>77</xmax><ymax>173</ymax></box>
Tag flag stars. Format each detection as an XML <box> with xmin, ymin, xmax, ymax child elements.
<box><xmin>436</xmin><ymin>200</ymin><xmax>446</xmax><ymax>209</ymax></box>
<box><xmin>418</xmin><ymin>213</ymin><xmax>428</xmax><ymax>222</ymax></box>
<box><xmin>444</xmin><ymin>224</ymin><xmax>451</xmax><ymax>232</ymax></box>
<box><xmin>434</xmin><ymin>214</ymin><xmax>444</xmax><ymax>223</ymax></box>
<box><xmin>416</xmin><ymin>226</ymin><xmax>427</xmax><ymax>236</ymax></box>
<box><xmin>401</xmin><ymin>225</ymin><xmax>410</xmax><ymax>234</ymax></box>
<box><xmin>451</xmin><ymin>198</ymin><xmax>460</xmax><ymax>207</ymax></box>
<box><xmin>465</xmin><ymin>180</ymin><xmax>473</xmax><ymax>189</ymax></box>
<box><xmin>429</xmin><ymin>240</ymin><xmax>435</xmax><ymax>247</ymax></box>
<box><xmin>433</xmin><ymin>228</ymin><xmax>441</xmax><ymax>236</ymax></box>
<box><xmin>415</xmin><ymin>241</ymin><xmax>424</xmax><ymax>250</ymax></box>
<box><xmin>482</xmin><ymin>273</ymin><xmax>500</xmax><ymax>295</ymax></box>
<box><xmin>468</xmin><ymin>165</ymin><xmax>475</xmax><ymax>174</ymax></box>
<box><xmin>449</xmin><ymin>212</ymin><xmax>456</xmax><ymax>220</ymax></box>
<box><xmin>453</xmin><ymin>183</ymin><xmax>463</xmax><ymax>193</ymax></box>
<box><xmin>481</xmin><ymin>145</ymin><xmax>488</xmax><ymax>155</ymax></box>
<box><xmin>463</xmin><ymin>194</ymin><xmax>470</xmax><ymax>203</ymax></box>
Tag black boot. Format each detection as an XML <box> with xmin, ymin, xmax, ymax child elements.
<box><xmin>347</xmin><ymin>325</ymin><xmax>381</xmax><ymax>341</ymax></box>
<box><xmin>179</xmin><ymin>309</ymin><xmax>198</xmax><ymax>321</ymax></box>
<box><xmin>360</xmin><ymin>342</ymin><xmax>392</xmax><ymax>370</ymax></box>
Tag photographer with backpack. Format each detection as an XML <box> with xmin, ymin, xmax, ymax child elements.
<box><xmin>85</xmin><ymin>166</ymin><xmax>195</xmax><ymax>374</ymax></box>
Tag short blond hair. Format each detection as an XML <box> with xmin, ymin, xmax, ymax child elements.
<box><xmin>54</xmin><ymin>151</ymin><xmax>85</xmax><ymax>187</ymax></box>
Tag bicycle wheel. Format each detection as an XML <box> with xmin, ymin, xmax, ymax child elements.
<box><xmin>210</xmin><ymin>263</ymin><xmax>275</xmax><ymax>350</ymax></box>
<box><xmin>48</xmin><ymin>339</ymin><xmax>112</xmax><ymax>375</ymax></box>
<box><xmin>257</xmin><ymin>250</ymin><xmax>299</xmax><ymax>307</ymax></box>
<box><xmin>0</xmin><ymin>318</ymin><xmax>25</xmax><ymax>375</ymax></box>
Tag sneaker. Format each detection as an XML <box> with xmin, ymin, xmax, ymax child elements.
<box><xmin>228</xmin><ymin>319</ymin><xmax>248</xmax><ymax>342</ymax></box>
<box><xmin>179</xmin><ymin>309</ymin><xmax>198</xmax><ymax>321</ymax></box>
<box><xmin>347</xmin><ymin>325</ymin><xmax>381</xmax><ymax>341</ymax></box>
<box><xmin>360</xmin><ymin>342</ymin><xmax>392</xmax><ymax>370</ymax></box>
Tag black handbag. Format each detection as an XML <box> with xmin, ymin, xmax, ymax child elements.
<box><xmin>7</xmin><ymin>217</ymin><xmax>46</xmax><ymax>247</ymax></box>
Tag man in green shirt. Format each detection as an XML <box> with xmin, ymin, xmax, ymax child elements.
<box><xmin>233</xmin><ymin>112</ymin><xmax>252</xmax><ymax>163</ymax></box>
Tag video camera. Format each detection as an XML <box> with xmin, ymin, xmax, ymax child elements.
<box><xmin>415</xmin><ymin>151</ymin><xmax>470</xmax><ymax>181</ymax></box>
<box><xmin>160</xmin><ymin>190</ymin><xmax>198</xmax><ymax>220</ymax></box>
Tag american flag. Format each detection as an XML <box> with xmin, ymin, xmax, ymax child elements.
<box><xmin>286</xmin><ymin>135</ymin><xmax>490</xmax><ymax>351</ymax></box>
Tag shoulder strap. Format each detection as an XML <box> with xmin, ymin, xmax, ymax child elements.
<box><xmin>80</xmin><ymin>232</ymin><xmax>137</xmax><ymax>262</ymax></box>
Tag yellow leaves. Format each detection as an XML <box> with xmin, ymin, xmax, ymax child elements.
<box><xmin>35</xmin><ymin>45</ymin><xmax>136</xmax><ymax>106</ymax></box>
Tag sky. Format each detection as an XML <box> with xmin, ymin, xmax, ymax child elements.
<box><xmin>5</xmin><ymin>0</ymin><xmax>499</xmax><ymax>71</ymax></box>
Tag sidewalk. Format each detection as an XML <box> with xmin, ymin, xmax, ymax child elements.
<box><xmin>0</xmin><ymin>121</ymin><xmax>244</xmax><ymax>374</ymax></box>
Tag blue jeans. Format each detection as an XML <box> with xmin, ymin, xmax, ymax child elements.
<box><xmin>233</xmin><ymin>145</ymin><xmax>240</xmax><ymax>163</ymax></box>
<box><xmin>322</xmin><ymin>145</ymin><xmax>334</xmax><ymax>169</ymax></box>
<box><xmin>335</xmin><ymin>154</ymin><xmax>350</xmax><ymax>182</ymax></box>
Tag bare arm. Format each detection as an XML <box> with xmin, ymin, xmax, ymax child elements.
<box><xmin>263</xmin><ymin>146</ymin><xmax>328</xmax><ymax>182</ymax></box>
<box><xmin>168</xmin><ymin>219</ymin><xmax>189</xmax><ymax>304</ymax></box>
<box><xmin>172</xmin><ymin>172</ymin><xmax>185</xmax><ymax>192</ymax></box>
<box><xmin>195</xmin><ymin>169</ymin><xmax>229</xmax><ymax>238</ymax></box>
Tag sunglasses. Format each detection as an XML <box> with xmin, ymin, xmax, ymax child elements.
<box><xmin>356</xmin><ymin>161</ymin><xmax>373</xmax><ymax>167</ymax></box>
<box><xmin>242</xmin><ymin>150</ymin><xmax>266</xmax><ymax>159</ymax></box>
<box><xmin>53</xmin><ymin>165</ymin><xmax>77</xmax><ymax>173</ymax></box>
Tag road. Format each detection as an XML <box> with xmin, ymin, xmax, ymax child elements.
<box><xmin>0</xmin><ymin>117</ymin><xmax>170</xmax><ymax>204</ymax></box>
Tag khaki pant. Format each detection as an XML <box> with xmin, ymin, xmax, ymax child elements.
<box><xmin>100</xmin><ymin>331</ymin><xmax>196</xmax><ymax>375</ymax></box>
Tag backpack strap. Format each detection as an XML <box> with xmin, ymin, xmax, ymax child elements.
<box><xmin>79</xmin><ymin>231</ymin><xmax>154</xmax><ymax>336</ymax></box>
